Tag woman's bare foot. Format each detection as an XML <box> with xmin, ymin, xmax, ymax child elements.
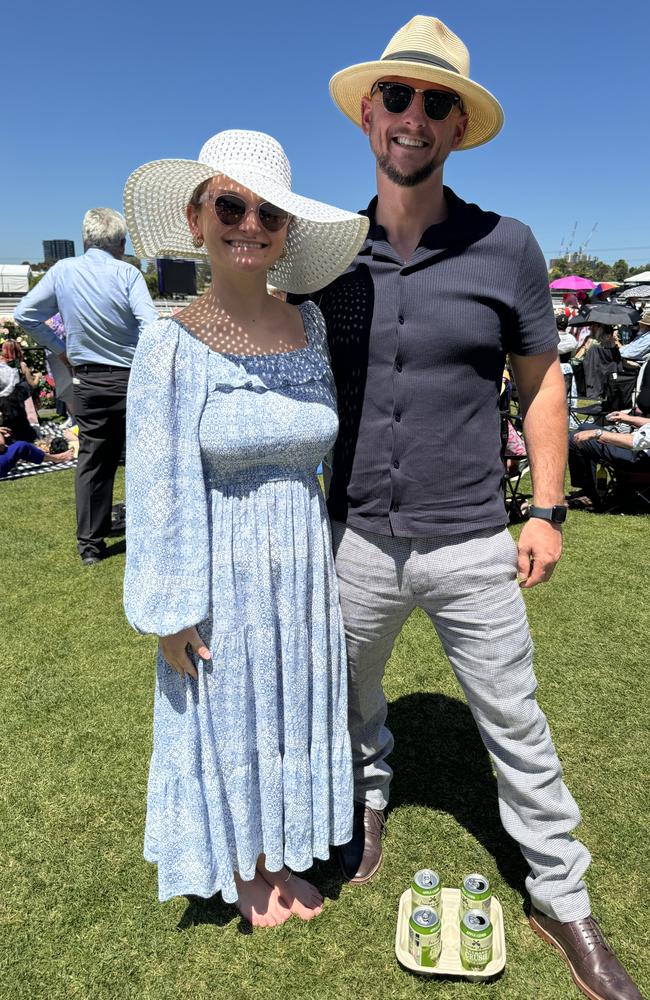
<box><xmin>257</xmin><ymin>858</ymin><xmax>324</xmax><ymax>920</ymax></box>
<box><xmin>233</xmin><ymin>871</ymin><xmax>292</xmax><ymax>927</ymax></box>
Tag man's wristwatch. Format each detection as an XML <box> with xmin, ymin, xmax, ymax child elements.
<box><xmin>593</xmin><ymin>428</ymin><xmax>604</xmax><ymax>440</ymax></box>
<box><xmin>529</xmin><ymin>504</ymin><xmax>568</xmax><ymax>524</ymax></box>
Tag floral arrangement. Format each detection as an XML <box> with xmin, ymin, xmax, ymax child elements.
<box><xmin>36</xmin><ymin>373</ymin><xmax>56</xmax><ymax>408</ymax></box>
<box><xmin>0</xmin><ymin>323</ymin><xmax>32</xmax><ymax>349</ymax></box>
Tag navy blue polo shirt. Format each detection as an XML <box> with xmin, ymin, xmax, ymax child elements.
<box><xmin>305</xmin><ymin>187</ymin><xmax>559</xmax><ymax>537</ymax></box>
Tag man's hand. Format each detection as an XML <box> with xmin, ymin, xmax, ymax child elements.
<box><xmin>573</xmin><ymin>429</ymin><xmax>601</xmax><ymax>445</ymax></box>
<box><xmin>606</xmin><ymin>410</ymin><xmax>628</xmax><ymax>424</ymax></box>
<box><xmin>517</xmin><ymin>519</ymin><xmax>563</xmax><ymax>588</ymax></box>
<box><xmin>158</xmin><ymin>626</ymin><xmax>212</xmax><ymax>680</ymax></box>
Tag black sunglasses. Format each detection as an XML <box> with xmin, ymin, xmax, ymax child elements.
<box><xmin>371</xmin><ymin>82</ymin><xmax>464</xmax><ymax>121</ymax></box>
<box><xmin>200</xmin><ymin>192</ymin><xmax>290</xmax><ymax>233</ymax></box>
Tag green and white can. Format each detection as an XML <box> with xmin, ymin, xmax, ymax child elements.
<box><xmin>460</xmin><ymin>909</ymin><xmax>493</xmax><ymax>971</ymax></box>
<box><xmin>460</xmin><ymin>873</ymin><xmax>491</xmax><ymax>917</ymax></box>
<box><xmin>411</xmin><ymin>869</ymin><xmax>442</xmax><ymax>911</ymax></box>
<box><xmin>408</xmin><ymin>906</ymin><xmax>442</xmax><ymax>968</ymax></box>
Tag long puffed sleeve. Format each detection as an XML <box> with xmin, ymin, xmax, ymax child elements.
<box><xmin>123</xmin><ymin>320</ymin><xmax>210</xmax><ymax>635</ymax></box>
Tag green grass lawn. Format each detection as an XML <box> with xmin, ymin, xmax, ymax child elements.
<box><xmin>1</xmin><ymin>468</ymin><xmax>648</xmax><ymax>1000</ymax></box>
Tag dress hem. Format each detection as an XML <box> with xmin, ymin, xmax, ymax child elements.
<box><xmin>146</xmin><ymin>831</ymin><xmax>352</xmax><ymax>903</ymax></box>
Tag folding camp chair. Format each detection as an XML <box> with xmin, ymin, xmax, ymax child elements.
<box><xmin>572</xmin><ymin>360</ymin><xmax>650</xmax><ymax>429</ymax></box>
<box><xmin>503</xmin><ymin>455</ymin><xmax>530</xmax><ymax>522</ymax></box>
<box><xmin>568</xmin><ymin>346</ymin><xmax>622</xmax><ymax>427</ymax></box>
<box><xmin>500</xmin><ymin>374</ymin><xmax>530</xmax><ymax>522</ymax></box>
<box><xmin>596</xmin><ymin>452</ymin><xmax>650</xmax><ymax>513</ymax></box>
<box><xmin>615</xmin><ymin>465</ymin><xmax>650</xmax><ymax>511</ymax></box>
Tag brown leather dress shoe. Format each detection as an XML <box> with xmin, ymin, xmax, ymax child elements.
<box><xmin>530</xmin><ymin>906</ymin><xmax>645</xmax><ymax>1000</ymax></box>
<box><xmin>338</xmin><ymin>801</ymin><xmax>385</xmax><ymax>884</ymax></box>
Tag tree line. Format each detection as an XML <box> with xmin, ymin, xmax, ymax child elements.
<box><xmin>548</xmin><ymin>258</ymin><xmax>650</xmax><ymax>283</ymax></box>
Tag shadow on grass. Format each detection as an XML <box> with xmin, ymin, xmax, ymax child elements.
<box><xmin>177</xmin><ymin>893</ymin><xmax>252</xmax><ymax>934</ymax></box>
<box><xmin>105</xmin><ymin>539</ymin><xmax>126</xmax><ymax>559</ymax></box>
<box><xmin>388</xmin><ymin>692</ymin><xmax>529</xmax><ymax>903</ymax></box>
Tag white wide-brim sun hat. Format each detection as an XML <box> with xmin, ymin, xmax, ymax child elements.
<box><xmin>123</xmin><ymin>129</ymin><xmax>369</xmax><ymax>294</ymax></box>
<box><xmin>330</xmin><ymin>15</ymin><xmax>504</xmax><ymax>150</ymax></box>
<box><xmin>0</xmin><ymin>364</ymin><xmax>19</xmax><ymax>398</ymax></box>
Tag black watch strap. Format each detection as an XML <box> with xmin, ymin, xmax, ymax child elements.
<box><xmin>529</xmin><ymin>504</ymin><xmax>568</xmax><ymax>524</ymax></box>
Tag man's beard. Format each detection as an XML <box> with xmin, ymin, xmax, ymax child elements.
<box><xmin>371</xmin><ymin>131</ymin><xmax>445</xmax><ymax>187</ymax></box>
<box><xmin>375</xmin><ymin>151</ymin><xmax>438</xmax><ymax>187</ymax></box>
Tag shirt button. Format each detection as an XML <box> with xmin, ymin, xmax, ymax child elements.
<box><xmin>393</xmin><ymin>460</ymin><xmax>400</xmax><ymax>469</ymax></box>
<box><xmin>391</xmin><ymin>502</ymin><xmax>400</xmax><ymax>512</ymax></box>
<box><xmin>398</xmin><ymin>314</ymin><xmax>405</xmax><ymax>324</ymax></box>
<box><xmin>394</xmin><ymin>412</ymin><xmax>401</xmax><ymax>422</ymax></box>
<box><xmin>395</xmin><ymin>361</ymin><xmax>403</xmax><ymax>372</ymax></box>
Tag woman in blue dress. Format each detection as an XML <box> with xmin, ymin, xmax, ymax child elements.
<box><xmin>123</xmin><ymin>130</ymin><xmax>368</xmax><ymax>926</ymax></box>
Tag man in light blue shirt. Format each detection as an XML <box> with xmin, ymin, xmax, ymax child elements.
<box><xmin>620</xmin><ymin>309</ymin><xmax>650</xmax><ymax>363</ymax></box>
<box><xmin>15</xmin><ymin>208</ymin><xmax>158</xmax><ymax>564</ymax></box>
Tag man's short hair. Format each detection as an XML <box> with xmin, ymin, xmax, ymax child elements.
<box><xmin>82</xmin><ymin>208</ymin><xmax>127</xmax><ymax>253</ymax></box>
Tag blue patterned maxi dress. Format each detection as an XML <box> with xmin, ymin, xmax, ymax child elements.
<box><xmin>123</xmin><ymin>302</ymin><xmax>353</xmax><ymax>903</ymax></box>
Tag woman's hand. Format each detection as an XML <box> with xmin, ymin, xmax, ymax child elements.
<box><xmin>158</xmin><ymin>626</ymin><xmax>212</xmax><ymax>680</ymax></box>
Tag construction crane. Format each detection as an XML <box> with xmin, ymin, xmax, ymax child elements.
<box><xmin>564</xmin><ymin>221</ymin><xmax>578</xmax><ymax>257</ymax></box>
<box><xmin>577</xmin><ymin>223</ymin><xmax>598</xmax><ymax>258</ymax></box>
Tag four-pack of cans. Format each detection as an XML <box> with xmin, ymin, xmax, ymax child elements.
<box><xmin>408</xmin><ymin>870</ymin><xmax>494</xmax><ymax>971</ymax></box>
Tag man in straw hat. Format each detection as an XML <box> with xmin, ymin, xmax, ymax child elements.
<box><xmin>297</xmin><ymin>15</ymin><xmax>642</xmax><ymax>1000</ymax></box>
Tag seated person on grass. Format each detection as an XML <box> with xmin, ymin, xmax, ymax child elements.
<box><xmin>0</xmin><ymin>338</ymin><xmax>42</xmax><ymax>426</ymax></box>
<box><xmin>0</xmin><ymin>365</ymin><xmax>38</xmax><ymax>444</ymax></box>
<box><xmin>0</xmin><ymin>427</ymin><xmax>73</xmax><ymax>479</ymax></box>
<box><xmin>0</xmin><ymin>366</ymin><xmax>73</xmax><ymax>477</ymax></box>
<box><xmin>567</xmin><ymin>411</ymin><xmax>650</xmax><ymax>510</ymax></box>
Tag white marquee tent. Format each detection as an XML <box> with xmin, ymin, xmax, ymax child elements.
<box><xmin>623</xmin><ymin>270</ymin><xmax>650</xmax><ymax>285</ymax></box>
<box><xmin>0</xmin><ymin>264</ymin><xmax>31</xmax><ymax>294</ymax></box>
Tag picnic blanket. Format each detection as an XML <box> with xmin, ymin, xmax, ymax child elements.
<box><xmin>0</xmin><ymin>422</ymin><xmax>78</xmax><ymax>482</ymax></box>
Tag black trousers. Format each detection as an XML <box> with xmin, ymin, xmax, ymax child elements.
<box><xmin>73</xmin><ymin>365</ymin><xmax>130</xmax><ymax>558</ymax></box>
<box><xmin>568</xmin><ymin>424</ymin><xmax>644</xmax><ymax>501</ymax></box>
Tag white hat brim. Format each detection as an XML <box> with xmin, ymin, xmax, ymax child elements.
<box><xmin>329</xmin><ymin>60</ymin><xmax>504</xmax><ymax>149</ymax></box>
<box><xmin>124</xmin><ymin>158</ymin><xmax>369</xmax><ymax>294</ymax></box>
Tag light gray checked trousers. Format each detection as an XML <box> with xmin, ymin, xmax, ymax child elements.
<box><xmin>331</xmin><ymin>520</ymin><xmax>592</xmax><ymax>922</ymax></box>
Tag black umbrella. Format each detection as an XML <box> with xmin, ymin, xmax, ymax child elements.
<box><xmin>568</xmin><ymin>303</ymin><xmax>641</xmax><ymax>327</ymax></box>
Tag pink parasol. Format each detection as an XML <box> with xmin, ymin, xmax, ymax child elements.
<box><xmin>549</xmin><ymin>275</ymin><xmax>596</xmax><ymax>291</ymax></box>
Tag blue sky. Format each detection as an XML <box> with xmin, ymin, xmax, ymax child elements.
<box><xmin>3</xmin><ymin>0</ymin><xmax>648</xmax><ymax>267</ymax></box>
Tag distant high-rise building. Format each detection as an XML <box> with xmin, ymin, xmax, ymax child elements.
<box><xmin>43</xmin><ymin>239</ymin><xmax>75</xmax><ymax>261</ymax></box>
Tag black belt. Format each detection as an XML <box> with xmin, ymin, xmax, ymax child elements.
<box><xmin>74</xmin><ymin>363</ymin><xmax>130</xmax><ymax>373</ymax></box>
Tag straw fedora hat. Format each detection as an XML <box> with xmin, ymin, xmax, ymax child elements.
<box><xmin>330</xmin><ymin>16</ymin><xmax>504</xmax><ymax>150</ymax></box>
<box><xmin>123</xmin><ymin>130</ymin><xmax>369</xmax><ymax>294</ymax></box>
